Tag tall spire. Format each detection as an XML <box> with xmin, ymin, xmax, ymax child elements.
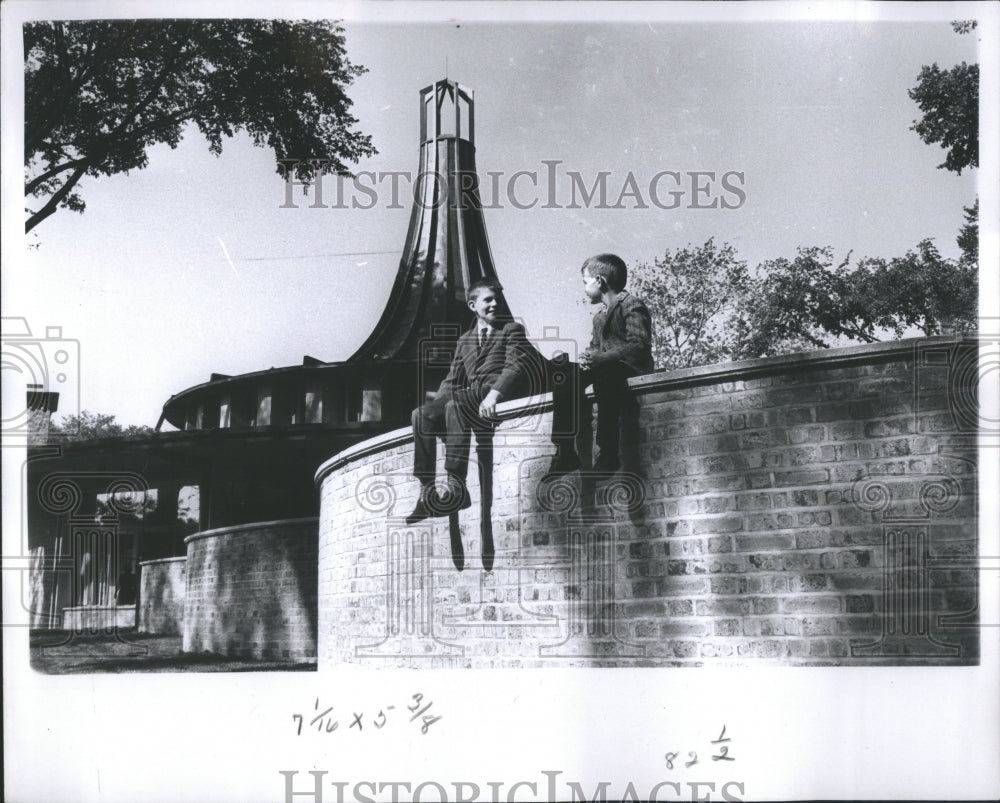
<box><xmin>349</xmin><ymin>80</ymin><xmax>508</xmax><ymax>362</ymax></box>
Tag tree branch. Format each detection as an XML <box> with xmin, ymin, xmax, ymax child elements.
<box><xmin>26</xmin><ymin>94</ymin><xmax>210</xmax><ymax>205</ymax></box>
<box><xmin>25</xmin><ymin>24</ymin><xmax>136</xmax><ymax>157</ymax></box>
<box><xmin>25</xmin><ymin>156</ymin><xmax>88</xmax><ymax>195</ymax></box>
<box><xmin>25</xmin><ymin>162</ymin><xmax>88</xmax><ymax>233</ymax></box>
<box><xmin>801</xmin><ymin>330</ymin><xmax>832</xmax><ymax>349</ymax></box>
<box><xmin>108</xmin><ymin>99</ymin><xmax>215</xmax><ymax>148</ymax></box>
<box><xmin>102</xmin><ymin>40</ymin><xmax>189</xmax><ymax>142</ymax></box>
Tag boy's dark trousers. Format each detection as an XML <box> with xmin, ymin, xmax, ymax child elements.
<box><xmin>411</xmin><ymin>388</ymin><xmax>491</xmax><ymax>483</ymax></box>
<box><xmin>549</xmin><ymin>359</ymin><xmax>640</xmax><ymax>472</ymax></box>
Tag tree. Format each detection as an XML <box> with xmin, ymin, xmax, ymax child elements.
<box><xmin>739</xmin><ymin>242</ymin><xmax>977</xmax><ymax>359</ymax></box>
<box><xmin>869</xmin><ymin>240</ymin><xmax>977</xmax><ymax>336</ymax></box>
<box><xmin>957</xmin><ymin>198</ymin><xmax>978</xmax><ymax>268</ymax></box>
<box><xmin>97</xmin><ymin>489</ymin><xmax>158</xmax><ymax>523</ymax></box>
<box><xmin>632</xmin><ymin>234</ymin><xmax>977</xmax><ymax>370</ymax></box>
<box><xmin>735</xmin><ymin>247</ymin><xmax>847</xmax><ymax>359</ymax></box>
<box><xmin>907</xmin><ymin>21</ymin><xmax>978</xmax><ymax>174</ymax></box>
<box><xmin>24</xmin><ymin>19</ymin><xmax>376</xmax><ymax>233</ymax></box>
<box><xmin>628</xmin><ymin>239</ymin><xmax>750</xmax><ymax>370</ymax></box>
<box><xmin>49</xmin><ymin>410</ymin><xmax>156</xmax><ymax>443</ymax></box>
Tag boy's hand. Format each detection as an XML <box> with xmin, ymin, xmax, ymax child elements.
<box><xmin>478</xmin><ymin>388</ymin><xmax>502</xmax><ymax>419</ymax></box>
<box><xmin>579</xmin><ymin>349</ymin><xmax>597</xmax><ymax>370</ymax></box>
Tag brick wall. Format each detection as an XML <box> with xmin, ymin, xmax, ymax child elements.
<box><xmin>138</xmin><ymin>557</ymin><xmax>186</xmax><ymax>635</ymax></box>
<box><xmin>315</xmin><ymin>337</ymin><xmax>978</xmax><ymax>667</ymax></box>
<box><xmin>182</xmin><ymin>518</ymin><xmax>317</xmax><ymax>662</ymax></box>
<box><xmin>62</xmin><ymin>606</ymin><xmax>135</xmax><ymax>631</ymax></box>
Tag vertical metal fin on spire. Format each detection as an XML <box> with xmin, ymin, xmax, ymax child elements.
<box><xmin>349</xmin><ymin>80</ymin><xmax>508</xmax><ymax>363</ymax></box>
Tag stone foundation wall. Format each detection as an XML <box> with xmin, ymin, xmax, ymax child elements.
<box><xmin>182</xmin><ymin>518</ymin><xmax>317</xmax><ymax>662</ymax></box>
<box><xmin>138</xmin><ymin>557</ymin><xmax>187</xmax><ymax>635</ymax></box>
<box><xmin>315</xmin><ymin>338</ymin><xmax>979</xmax><ymax>667</ymax></box>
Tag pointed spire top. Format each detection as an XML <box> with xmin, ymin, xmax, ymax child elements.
<box><xmin>348</xmin><ymin>80</ymin><xmax>504</xmax><ymax>364</ymax></box>
<box><xmin>420</xmin><ymin>79</ymin><xmax>474</xmax><ymax>144</ymax></box>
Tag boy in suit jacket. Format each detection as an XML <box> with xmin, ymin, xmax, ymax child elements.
<box><xmin>406</xmin><ymin>279</ymin><xmax>534</xmax><ymax>523</ymax></box>
<box><xmin>547</xmin><ymin>253</ymin><xmax>653</xmax><ymax>478</ymax></box>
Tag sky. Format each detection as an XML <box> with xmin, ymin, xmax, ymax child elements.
<box><xmin>2</xmin><ymin>4</ymin><xmax>988</xmax><ymax>429</ymax></box>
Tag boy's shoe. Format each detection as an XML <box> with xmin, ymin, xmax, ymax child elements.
<box><xmin>544</xmin><ymin>449</ymin><xmax>582</xmax><ymax>480</ymax></box>
<box><xmin>449</xmin><ymin>521</ymin><xmax>465</xmax><ymax>572</ymax></box>
<box><xmin>482</xmin><ymin>529</ymin><xmax>495</xmax><ymax>572</ymax></box>
<box><xmin>433</xmin><ymin>475</ymin><xmax>472</xmax><ymax>515</ymax></box>
<box><xmin>405</xmin><ymin>484</ymin><xmax>440</xmax><ymax>524</ymax></box>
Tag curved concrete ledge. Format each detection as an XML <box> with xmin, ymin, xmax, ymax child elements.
<box><xmin>628</xmin><ymin>335</ymin><xmax>964</xmax><ymax>391</ymax></box>
<box><xmin>184</xmin><ymin>516</ymin><xmax>320</xmax><ymax>544</ymax></box>
<box><xmin>182</xmin><ymin>517</ymin><xmax>318</xmax><ymax>662</ymax></box>
<box><xmin>316</xmin><ymin>337</ymin><xmax>978</xmax><ymax>668</ymax></box>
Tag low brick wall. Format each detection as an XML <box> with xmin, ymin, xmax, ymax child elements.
<box><xmin>63</xmin><ymin>605</ymin><xmax>136</xmax><ymax>631</ymax></box>
<box><xmin>315</xmin><ymin>337</ymin><xmax>978</xmax><ymax>667</ymax></box>
<box><xmin>138</xmin><ymin>557</ymin><xmax>187</xmax><ymax>635</ymax></box>
<box><xmin>182</xmin><ymin>518</ymin><xmax>318</xmax><ymax>662</ymax></box>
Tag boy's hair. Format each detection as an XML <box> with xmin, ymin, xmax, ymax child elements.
<box><xmin>467</xmin><ymin>277</ymin><xmax>503</xmax><ymax>301</ymax></box>
<box><xmin>581</xmin><ymin>254</ymin><xmax>627</xmax><ymax>292</ymax></box>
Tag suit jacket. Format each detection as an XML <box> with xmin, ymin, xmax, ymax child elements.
<box><xmin>590</xmin><ymin>292</ymin><xmax>654</xmax><ymax>375</ymax></box>
<box><xmin>436</xmin><ymin>320</ymin><xmax>534</xmax><ymax>401</ymax></box>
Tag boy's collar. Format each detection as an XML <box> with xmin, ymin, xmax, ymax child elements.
<box><xmin>602</xmin><ymin>290</ymin><xmax>628</xmax><ymax>311</ymax></box>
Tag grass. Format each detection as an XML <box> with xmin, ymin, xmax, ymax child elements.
<box><xmin>29</xmin><ymin>628</ymin><xmax>316</xmax><ymax>674</ymax></box>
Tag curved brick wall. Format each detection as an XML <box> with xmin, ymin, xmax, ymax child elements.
<box><xmin>138</xmin><ymin>557</ymin><xmax>187</xmax><ymax>635</ymax></box>
<box><xmin>315</xmin><ymin>337</ymin><xmax>978</xmax><ymax>667</ymax></box>
<box><xmin>182</xmin><ymin>518</ymin><xmax>317</xmax><ymax>662</ymax></box>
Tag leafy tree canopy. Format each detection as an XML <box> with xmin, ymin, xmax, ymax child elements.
<box><xmin>24</xmin><ymin>19</ymin><xmax>376</xmax><ymax>232</ymax></box>
<box><xmin>630</xmin><ymin>232</ymin><xmax>977</xmax><ymax>371</ymax></box>
<box><xmin>49</xmin><ymin>410</ymin><xmax>156</xmax><ymax>443</ymax></box>
<box><xmin>957</xmin><ymin>198</ymin><xmax>978</xmax><ymax>268</ymax></box>
<box><xmin>907</xmin><ymin>21</ymin><xmax>978</xmax><ymax>174</ymax></box>
<box><xmin>629</xmin><ymin>239</ymin><xmax>750</xmax><ymax>370</ymax></box>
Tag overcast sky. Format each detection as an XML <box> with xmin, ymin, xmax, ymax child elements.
<box><xmin>3</xmin><ymin>5</ymin><xmax>987</xmax><ymax>428</ymax></box>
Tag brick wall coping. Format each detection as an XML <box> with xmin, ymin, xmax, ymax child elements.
<box><xmin>314</xmin><ymin>423</ymin><xmax>428</xmax><ymax>485</ymax></box>
<box><xmin>314</xmin><ymin>335</ymin><xmax>961</xmax><ymax>486</ymax></box>
<box><xmin>629</xmin><ymin>334</ymin><xmax>962</xmax><ymax>392</ymax></box>
<box><xmin>183</xmin><ymin>516</ymin><xmax>319</xmax><ymax>544</ymax></box>
<box><xmin>138</xmin><ymin>556</ymin><xmax>188</xmax><ymax>566</ymax></box>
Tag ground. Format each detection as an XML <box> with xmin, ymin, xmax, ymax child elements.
<box><xmin>28</xmin><ymin>629</ymin><xmax>316</xmax><ymax>673</ymax></box>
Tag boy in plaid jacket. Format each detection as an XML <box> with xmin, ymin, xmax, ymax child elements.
<box><xmin>547</xmin><ymin>253</ymin><xmax>653</xmax><ymax>478</ymax></box>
